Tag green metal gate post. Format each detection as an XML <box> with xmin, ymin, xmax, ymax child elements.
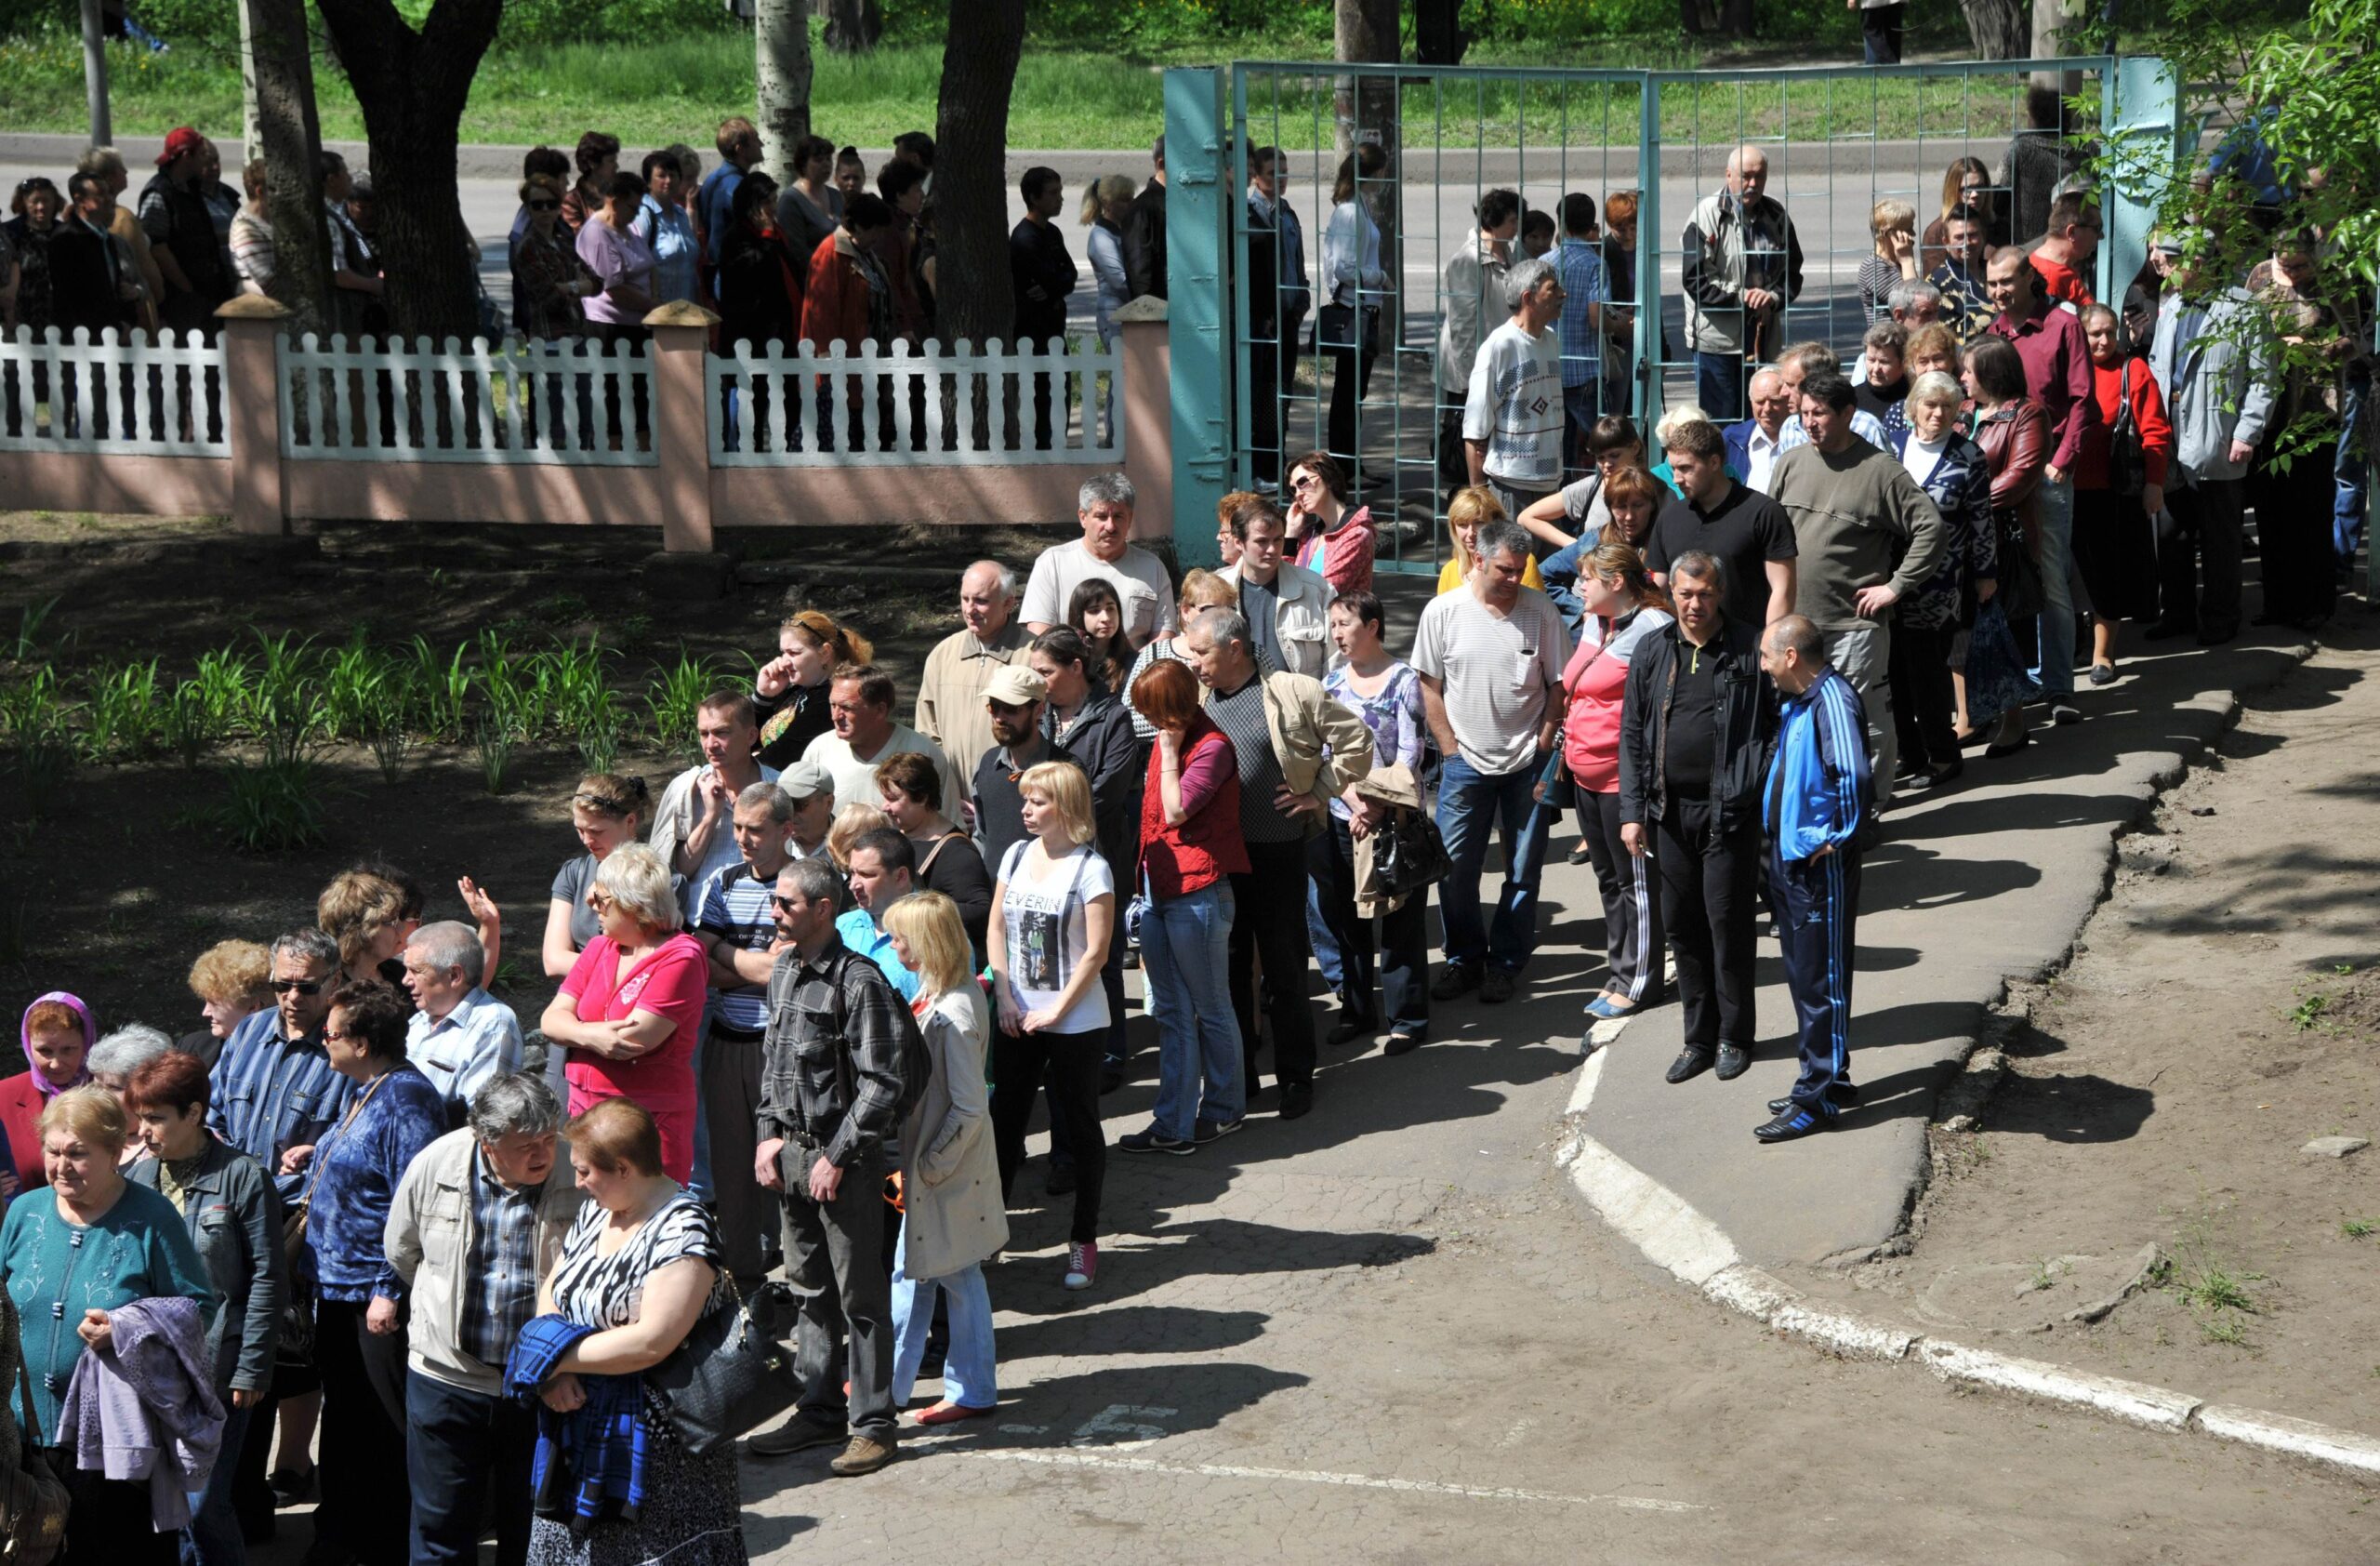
<box><xmin>1164</xmin><ymin>66</ymin><xmax>1230</xmax><ymax>570</ymax></box>
<box><xmin>2103</xmin><ymin>56</ymin><xmax>2181</xmax><ymax>312</ymax></box>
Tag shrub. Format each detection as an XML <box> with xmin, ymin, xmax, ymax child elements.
<box><xmin>216</xmin><ymin>760</ymin><xmax>327</xmax><ymax>854</ymax></box>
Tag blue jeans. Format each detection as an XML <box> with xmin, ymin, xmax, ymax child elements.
<box><xmin>1140</xmin><ymin>881</ymin><xmax>1245</xmax><ymax>1139</ymax></box>
<box><xmin>891</xmin><ymin>1226</ymin><xmax>997</xmax><ymax>1410</ymax></box>
<box><xmin>181</xmin><ymin>1402</ymin><xmax>250</xmax><ymax>1566</ymax></box>
<box><xmin>1435</xmin><ymin>751</ymin><xmax>1552</xmax><ymax>974</ymax></box>
<box><xmin>685</xmin><ymin>1015</ymin><xmax>715</xmax><ymax>1203</ymax></box>
<box><xmin>2030</xmin><ymin>476</ymin><xmax>2077</xmax><ymax>697</ymax></box>
<box><xmin>1696</xmin><ymin>351</ymin><xmax>1748</xmax><ymax>423</ymax></box>
<box><xmin>2336</xmin><ymin>361</ymin><xmax>2370</xmax><ymax>564</ymax></box>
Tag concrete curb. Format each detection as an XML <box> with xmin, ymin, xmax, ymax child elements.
<box><xmin>1555</xmin><ymin>1037</ymin><xmax>2380</xmax><ymax>1480</ymax></box>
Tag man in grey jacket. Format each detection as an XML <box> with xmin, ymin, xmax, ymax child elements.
<box><xmin>385</xmin><ymin>1074</ymin><xmax>583</xmax><ymax>1566</ymax></box>
<box><xmin>2146</xmin><ymin>238</ymin><xmax>2274</xmax><ymax>646</ymax></box>
<box><xmin>1682</xmin><ymin>145</ymin><xmax>1804</xmax><ymax>422</ymax></box>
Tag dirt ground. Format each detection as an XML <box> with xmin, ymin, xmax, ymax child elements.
<box><xmin>1805</xmin><ymin>623</ymin><xmax>2380</xmax><ymax>1437</ymax></box>
<box><xmin>0</xmin><ymin>511</ymin><xmax>1065</xmax><ymax>1035</ymax></box>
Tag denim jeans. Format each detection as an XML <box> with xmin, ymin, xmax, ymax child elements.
<box><xmin>2030</xmin><ymin>475</ymin><xmax>2077</xmax><ymax>697</ymax></box>
<box><xmin>1141</xmin><ymin>881</ymin><xmax>1246</xmax><ymax>1139</ymax></box>
<box><xmin>181</xmin><ymin>1402</ymin><xmax>250</xmax><ymax>1566</ymax></box>
<box><xmin>403</xmin><ymin>1377</ymin><xmax>536</xmax><ymax>1566</ymax></box>
<box><xmin>1696</xmin><ymin>351</ymin><xmax>1748</xmax><ymax>423</ymax></box>
<box><xmin>890</xmin><ymin>1225</ymin><xmax>998</xmax><ymax>1411</ymax></box>
<box><xmin>2337</xmin><ymin>361</ymin><xmax>2370</xmax><ymax>564</ymax></box>
<box><xmin>1435</xmin><ymin>750</ymin><xmax>1552</xmax><ymax>974</ymax></box>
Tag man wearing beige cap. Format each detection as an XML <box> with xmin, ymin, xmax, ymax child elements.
<box><xmin>972</xmin><ymin>663</ymin><xmax>1065</xmax><ymax>871</ymax></box>
<box><xmin>779</xmin><ymin>759</ymin><xmax>839</xmax><ymax>861</ymax></box>
<box><xmin>915</xmin><ymin>561</ymin><xmax>1029</xmax><ymax>790</ymax></box>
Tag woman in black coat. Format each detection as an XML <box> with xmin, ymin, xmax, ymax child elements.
<box><xmin>715</xmin><ymin>173</ymin><xmax>805</xmax><ymax>454</ymax></box>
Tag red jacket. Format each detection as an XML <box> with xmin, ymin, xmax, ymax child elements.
<box><xmin>2075</xmin><ymin>356</ymin><xmax>2174</xmax><ymax>492</ymax></box>
<box><xmin>1137</xmin><ymin>719</ymin><xmax>1250</xmax><ymax>899</ymax></box>
<box><xmin>800</xmin><ymin>232</ymin><xmax>873</xmax><ymax>355</ymax></box>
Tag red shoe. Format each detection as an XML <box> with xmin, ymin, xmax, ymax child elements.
<box><xmin>912</xmin><ymin>1400</ymin><xmax>998</xmax><ymax>1427</ymax></box>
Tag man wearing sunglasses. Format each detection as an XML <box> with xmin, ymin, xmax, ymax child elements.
<box><xmin>208</xmin><ymin>926</ymin><xmax>356</xmax><ymax>1206</ymax></box>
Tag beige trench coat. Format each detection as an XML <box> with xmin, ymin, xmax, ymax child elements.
<box><xmin>898</xmin><ymin>984</ymin><xmax>1010</xmax><ymax>1280</ymax></box>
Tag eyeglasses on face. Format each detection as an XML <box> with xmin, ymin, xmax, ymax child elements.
<box><xmin>271</xmin><ymin>978</ymin><xmax>324</xmax><ymax>995</ymax></box>
<box><xmin>526</xmin><ymin>199</ymin><xmax>560</xmax><ymax>212</ymax></box>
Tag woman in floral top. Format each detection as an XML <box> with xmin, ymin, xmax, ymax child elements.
<box><xmin>1313</xmin><ymin>590</ymin><xmax>1430</xmax><ymax>1055</ymax></box>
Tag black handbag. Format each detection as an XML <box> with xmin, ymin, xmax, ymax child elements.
<box><xmin>1991</xmin><ymin>506</ymin><xmax>2045</xmax><ymax>624</ymax></box>
<box><xmin>2107</xmin><ymin>358</ymin><xmax>2149</xmax><ymax>499</ymax></box>
<box><xmin>1373</xmin><ymin>803</ymin><xmax>1453</xmax><ymax>899</ymax></box>
<box><xmin>645</xmin><ymin>1277</ymin><xmax>800</xmax><ymax>1456</ymax></box>
<box><xmin>0</xmin><ymin>1297</ymin><xmax>70</xmax><ymax>1566</ymax></box>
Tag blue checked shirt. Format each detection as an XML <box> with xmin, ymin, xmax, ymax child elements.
<box><xmin>458</xmin><ymin>1146</ymin><xmax>549</xmax><ymax>1370</ymax></box>
<box><xmin>208</xmin><ymin>1010</ymin><xmax>359</xmax><ymax>1206</ymax></box>
<box><xmin>1553</xmin><ymin>238</ymin><xmax>1610</xmax><ymax>389</ymax></box>
<box><xmin>405</xmin><ymin>989</ymin><xmax>524</xmax><ymax>1131</ymax></box>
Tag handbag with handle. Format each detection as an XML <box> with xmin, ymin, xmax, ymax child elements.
<box><xmin>2106</xmin><ymin>358</ymin><xmax>2150</xmax><ymax>499</ymax></box>
<box><xmin>279</xmin><ymin>1070</ymin><xmax>394</xmax><ymax>1364</ymax></box>
<box><xmin>1372</xmin><ymin>802</ymin><xmax>1453</xmax><ymax>900</ymax></box>
<box><xmin>645</xmin><ymin>1277</ymin><xmax>801</xmax><ymax>1456</ymax></box>
<box><xmin>0</xmin><ymin>1296</ymin><xmax>71</xmax><ymax>1566</ymax></box>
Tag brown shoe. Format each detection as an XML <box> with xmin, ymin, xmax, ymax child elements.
<box><xmin>828</xmin><ymin>1434</ymin><xmax>896</xmax><ymax>1477</ymax></box>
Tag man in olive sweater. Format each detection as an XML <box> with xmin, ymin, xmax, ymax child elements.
<box><xmin>1766</xmin><ymin>370</ymin><xmax>1947</xmax><ymax>806</ymax></box>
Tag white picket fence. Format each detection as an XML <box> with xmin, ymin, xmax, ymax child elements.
<box><xmin>707</xmin><ymin>337</ymin><xmax>1124</xmax><ymax>468</ymax></box>
<box><xmin>0</xmin><ymin>325</ymin><xmax>231</xmax><ymax>457</ymax></box>
<box><xmin>275</xmin><ymin>333</ymin><xmax>659</xmax><ymax>466</ymax></box>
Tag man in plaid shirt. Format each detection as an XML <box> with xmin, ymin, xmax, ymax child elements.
<box><xmin>747</xmin><ymin>854</ymin><xmax>920</xmax><ymax>1478</ymax></box>
<box><xmin>1552</xmin><ymin>192</ymin><xmax>1610</xmax><ymax>480</ymax></box>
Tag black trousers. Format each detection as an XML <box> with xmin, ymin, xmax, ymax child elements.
<box><xmin>779</xmin><ymin>1141</ymin><xmax>896</xmax><ymax>1443</ymax></box>
<box><xmin>312</xmin><ymin>1297</ymin><xmax>411</xmax><ymax>1566</ymax></box>
<box><xmin>1231</xmin><ymin>837</ymin><xmax>1320</xmax><ymax>1093</ymax></box>
<box><xmin>1860</xmin><ymin>1</ymin><xmax>1905</xmax><ymax>62</ymax></box>
<box><xmin>406</xmin><ymin>1374</ymin><xmax>536</xmax><ymax>1566</ymax></box>
<box><xmin>2253</xmin><ymin>438</ymin><xmax>2340</xmax><ymax>624</ymax></box>
<box><xmin>1320</xmin><ymin>304</ymin><xmax>1377</xmax><ymax>482</ymax></box>
<box><xmin>2157</xmin><ymin>475</ymin><xmax>2245</xmax><ymax>637</ymax></box>
<box><xmin>991</xmin><ymin>1027</ymin><xmax>1105</xmax><ymax>1243</ymax></box>
<box><xmin>1654</xmin><ymin>799</ymin><xmax>1761</xmax><ymax>1052</ymax></box>
<box><xmin>1307</xmin><ymin>816</ymin><xmax>1432</xmax><ymax>1037</ymax></box>
<box><xmin>55</xmin><ymin>1457</ymin><xmax>178</xmax><ymax>1566</ymax></box>
<box><xmin>1250</xmin><ymin>313</ymin><xmax>1304</xmax><ymax>487</ymax></box>
<box><xmin>1886</xmin><ymin>618</ymin><xmax>1960</xmax><ymax>769</ymax></box>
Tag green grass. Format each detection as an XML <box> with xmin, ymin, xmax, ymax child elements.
<box><xmin>0</xmin><ymin>18</ymin><xmax>2067</xmax><ymax>153</ymax></box>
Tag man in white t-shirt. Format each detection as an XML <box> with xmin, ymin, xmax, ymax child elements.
<box><xmin>800</xmin><ymin>663</ymin><xmax>966</xmax><ymax>816</ymax></box>
<box><xmin>1020</xmin><ymin>472</ymin><xmax>1179</xmax><ymax>648</ymax></box>
<box><xmin>1411</xmin><ymin>517</ymin><xmax>1570</xmax><ymax>1005</ymax></box>
<box><xmin>1462</xmin><ymin>256</ymin><xmax>1568</xmax><ymax>524</ymax></box>
<box><xmin>650</xmin><ymin>690</ymin><xmax>781</xmax><ymax>897</ymax></box>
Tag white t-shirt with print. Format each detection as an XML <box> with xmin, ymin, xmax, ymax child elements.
<box><xmin>995</xmin><ymin>840</ymin><xmax>1115</xmax><ymax>1035</ymax></box>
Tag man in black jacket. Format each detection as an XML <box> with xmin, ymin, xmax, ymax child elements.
<box><xmin>1122</xmin><ymin>137</ymin><xmax>1167</xmax><ymax>302</ymax></box>
<box><xmin>1618</xmin><ymin>550</ymin><xmax>1777</xmax><ymax>1082</ymax></box>
<box><xmin>1009</xmin><ymin>166</ymin><xmax>1078</xmax><ymax>450</ymax></box>
<box><xmin>1246</xmin><ymin>145</ymin><xmax>1309</xmax><ymax>487</ymax></box>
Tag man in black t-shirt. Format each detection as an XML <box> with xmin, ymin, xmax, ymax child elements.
<box><xmin>1645</xmin><ymin>418</ymin><xmax>1797</xmax><ymax>629</ymax></box>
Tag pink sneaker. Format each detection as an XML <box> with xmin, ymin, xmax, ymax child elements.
<box><xmin>1064</xmin><ymin>1241</ymin><xmax>1098</xmax><ymax>1291</ymax></box>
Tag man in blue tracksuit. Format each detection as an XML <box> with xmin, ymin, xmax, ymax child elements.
<box><xmin>1755</xmin><ymin>615</ymin><xmax>1870</xmax><ymax>1144</ymax></box>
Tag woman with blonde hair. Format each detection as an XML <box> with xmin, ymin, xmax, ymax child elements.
<box><xmin>318</xmin><ymin>869</ymin><xmax>413</xmax><ymax>990</ymax></box>
<box><xmin>880</xmin><ymin>892</ymin><xmax>1006</xmax><ymax>1424</ymax></box>
<box><xmin>986</xmin><ymin>761</ymin><xmax>1114</xmax><ymax>1292</ymax></box>
<box><xmin>538</xmin><ymin>843</ymin><xmax>706</xmax><ymax>1182</ymax></box>
<box><xmin>1122</xmin><ymin>567</ymin><xmax>1280</xmax><ymax>742</ymax></box>
<box><xmin>755</xmin><ymin>608</ymin><xmax>875</xmax><ymax>768</ymax></box>
<box><xmin>182</xmin><ymin>937</ymin><xmax>271</xmax><ymax>1068</ymax></box>
<box><xmin>1860</xmin><ymin>198</ymin><xmax>1920</xmax><ymax>325</ymax></box>
<box><xmin>1437</xmin><ymin>486</ymin><xmax>1545</xmax><ymax>593</ymax></box>
<box><xmin>1080</xmin><ymin>174</ymin><xmax>1137</xmax><ymax>351</ymax></box>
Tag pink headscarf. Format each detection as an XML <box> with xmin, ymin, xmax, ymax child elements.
<box><xmin>19</xmin><ymin>991</ymin><xmax>96</xmax><ymax>1099</ymax></box>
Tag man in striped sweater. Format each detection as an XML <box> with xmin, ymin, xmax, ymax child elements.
<box><xmin>1753</xmin><ymin>616</ymin><xmax>1871</xmax><ymax>1145</ymax></box>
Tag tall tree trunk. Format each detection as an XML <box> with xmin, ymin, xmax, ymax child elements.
<box><xmin>242</xmin><ymin>0</ymin><xmax>332</xmax><ymax>337</ymax></box>
<box><xmin>1335</xmin><ymin>0</ymin><xmax>1400</xmax><ymax>347</ymax></box>
<box><xmin>932</xmin><ymin>0</ymin><xmax>1025</xmax><ymax>349</ymax></box>
<box><xmin>823</xmin><ymin>0</ymin><xmax>881</xmax><ymax>52</ymax></box>
<box><xmin>314</xmin><ymin>0</ymin><xmax>505</xmax><ymax>344</ymax></box>
<box><xmin>1958</xmin><ymin>0</ymin><xmax>2030</xmax><ymax>56</ymax></box>
<box><xmin>755</xmin><ymin>0</ymin><xmax>813</xmax><ymax>181</ymax></box>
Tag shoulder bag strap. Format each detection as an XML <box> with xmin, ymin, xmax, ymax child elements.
<box><xmin>915</xmin><ymin>830</ymin><xmax>962</xmax><ymax>881</ymax></box>
<box><xmin>293</xmin><ymin>1068</ymin><xmax>393</xmax><ymax>1226</ymax></box>
<box><xmin>6</xmin><ymin>1293</ymin><xmax>37</xmax><ymax>1441</ymax></box>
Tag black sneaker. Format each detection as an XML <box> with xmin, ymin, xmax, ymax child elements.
<box><xmin>1193</xmin><ymin>1116</ymin><xmax>1245</xmax><ymax>1143</ymax></box>
<box><xmin>1430</xmin><ymin>962</ymin><xmax>1482</xmax><ymax>1002</ymax></box>
<box><xmin>1118</xmin><ymin>1125</ymin><xmax>1196</xmax><ymax>1156</ymax></box>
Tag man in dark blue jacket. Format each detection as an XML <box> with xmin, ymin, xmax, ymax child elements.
<box><xmin>1753</xmin><ymin>615</ymin><xmax>1870</xmax><ymax>1144</ymax></box>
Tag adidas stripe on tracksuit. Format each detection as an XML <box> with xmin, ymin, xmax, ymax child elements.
<box><xmin>1764</xmin><ymin>666</ymin><xmax>1871</xmax><ymax>1120</ymax></box>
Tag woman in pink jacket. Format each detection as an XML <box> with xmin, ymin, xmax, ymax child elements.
<box><xmin>1549</xmin><ymin>540</ymin><xmax>1673</xmax><ymax>1024</ymax></box>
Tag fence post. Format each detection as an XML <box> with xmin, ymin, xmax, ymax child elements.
<box><xmin>216</xmin><ymin>295</ymin><xmax>289</xmax><ymax>535</ymax></box>
<box><xmin>1164</xmin><ymin>66</ymin><xmax>1230</xmax><ymax>567</ymax></box>
<box><xmin>643</xmin><ymin>301</ymin><xmax>720</xmax><ymax>554</ymax></box>
<box><xmin>1117</xmin><ymin>298</ymin><xmax>1175</xmax><ymax>550</ymax></box>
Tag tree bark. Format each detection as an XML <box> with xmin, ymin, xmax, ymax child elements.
<box><xmin>755</xmin><ymin>0</ymin><xmax>813</xmax><ymax>180</ymax></box>
<box><xmin>313</xmin><ymin>0</ymin><xmax>505</xmax><ymax>344</ymax></box>
<box><xmin>932</xmin><ymin>0</ymin><xmax>1025</xmax><ymax>350</ymax></box>
<box><xmin>1335</xmin><ymin>0</ymin><xmax>1400</xmax><ymax>346</ymax></box>
<box><xmin>1954</xmin><ymin>0</ymin><xmax>2029</xmax><ymax>56</ymax></box>
<box><xmin>241</xmin><ymin>0</ymin><xmax>332</xmax><ymax>337</ymax></box>
<box><xmin>823</xmin><ymin>0</ymin><xmax>881</xmax><ymax>51</ymax></box>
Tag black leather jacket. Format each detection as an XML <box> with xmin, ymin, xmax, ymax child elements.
<box><xmin>1617</xmin><ymin>617</ymin><xmax>1776</xmax><ymax>835</ymax></box>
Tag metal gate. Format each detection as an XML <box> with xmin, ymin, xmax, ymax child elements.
<box><xmin>1161</xmin><ymin>54</ymin><xmax>2178</xmax><ymax>574</ymax></box>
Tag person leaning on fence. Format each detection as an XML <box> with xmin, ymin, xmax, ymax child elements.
<box><xmin>747</xmin><ymin>853</ymin><xmax>919</xmax><ymax>1474</ymax></box>
<box><xmin>383</xmin><ymin>1071</ymin><xmax>580</xmax><ymax>1566</ymax></box>
<box><xmin>1435</xmin><ymin>187</ymin><xmax>1519</xmax><ymax>498</ymax></box>
<box><xmin>1462</xmin><ymin>255</ymin><xmax>1569</xmax><ymax>525</ymax></box>
<box><xmin>1682</xmin><ymin>145</ymin><xmax>1803</xmax><ymax>423</ymax></box>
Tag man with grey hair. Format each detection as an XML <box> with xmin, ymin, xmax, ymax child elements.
<box><xmin>915</xmin><ymin>559</ymin><xmax>1028</xmax><ymax>788</ymax></box>
<box><xmin>387</xmin><ymin>1071</ymin><xmax>583</xmax><ymax>1566</ymax></box>
<box><xmin>1462</xmin><ymin>254</ymin><xmax>1569</xmax><ymax>523</ymax></box>
<box><xmin>403</xmin><ymin>920</ymin><xmax>525</xmax><ymax>1130</ymax></box>
<box><xmin>1021</xmin><ymin>472</ymin><xmax>1177</xmax><ymax>646</ymax></box>
<box><xmin>1849</xmin><ymin>282</ymin><xmax>1942</xmax><ymax>386</ymax></box>
<box><xmin>211</xmin><ymin>926</ymin><xmax>356</xmax><ymax>1206</ymax></box>
<box><xmin>1683</xmin><ymin>144</ymin><xmax>1803</xmax><ymax>421</ymax></box>
<box><xmin>1413</xmin><ymin>516</ymin><xmax>1570</xmax><ymax>1005</ymax></box>
<box><xmin>1772</xmin><ymin>340</ymin><xmax>1887</xmax><ymax>455</ymax></box>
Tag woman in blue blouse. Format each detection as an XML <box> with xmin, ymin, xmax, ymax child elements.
<box><xmin>1</xmin><ymin>1085</ymin><xmax>214</xmax><ymax>1566</ymax></box>
<box><xmin>301</xmin><ymin>980</ymin><xmax>445</xmax><ymax>1566</ymax></box>
<box><xmin>1313</xmin><ymin>590</ymin><xmax>1433</xmax><ymax>1055</ymax></box>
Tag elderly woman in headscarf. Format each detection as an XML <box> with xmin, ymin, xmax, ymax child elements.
<box><xmin>1</xmin><ymin>990</ymin><xmax>96</xmax><ymax>1193</ymax></box>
